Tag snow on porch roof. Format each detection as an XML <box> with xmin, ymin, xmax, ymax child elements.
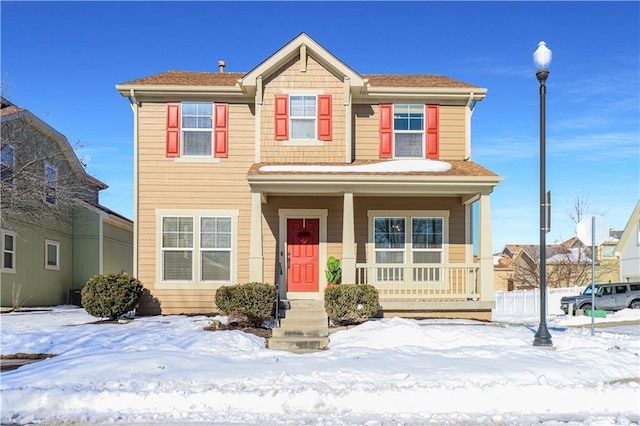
<box><xmin>249</xmin><ymin>159</ymin><xmax>500</xmax><ymax>177</ymax></box>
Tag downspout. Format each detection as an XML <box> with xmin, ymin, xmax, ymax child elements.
<box><xmin>464</xmin><ymin>92</ymin><xmax>475</xmax><ymax>161</ymax></box>
<box><xmin>128</xmin><ymin>89</ymin><xmax>140</xmax><ymax>278</ymax></box>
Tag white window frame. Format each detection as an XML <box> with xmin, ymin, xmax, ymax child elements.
<box><xmin>411</xmin><ymin>217</ymin><xmax>445</xmax><ymax>282</ymax></box>
<box><xmin>45</xmin><ymin>239</ymin><xmax>60</xmax><ymax>270</ymax></box>
<box><xmin>289</xmin><ymin>94</ymin><xmax>317</xmax><ymax>141</ymax></box>
<box><xmin>156</xmin><ymin>209</ymin><xmax>239</xmax><ymax>289</ymax></box>
<box><xmin>199</xmin><ymin>216</ymin><xmax>232</xmax><ymax>282</ymax></box>
<box><xmin>393</xmin><ymin>104</ymin><xmax>425</xmax><ymax>159</ymax></box>
<box><xmin>1</xmin><ymin>144</ymin><xmax>15</xmax><ymax>186</ymax></box>
<box><xmin>161</xmin><ymin>216</ymin><xmax>195</xmax><ymax>282</ymax></box>
<box><xmin>1</xmin><ymin>229</ymin><xmax>16</xmax><ymax>273</ymax></box>
<box><xmin>44</xmin><ymin>161</ymin><xmax>58</xmax><ymax>205</ymax></box>
<box><xmin>181</xmin><ymin>102</ymin><xmax>214</xmax><ymax>157</ymax></box>
<box><xmin>368</xmin><ymin>210</ymin><xmax>449</xmax><ymax>283</ymax></box>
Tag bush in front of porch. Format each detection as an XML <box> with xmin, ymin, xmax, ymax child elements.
<box><xmin>214</xmin><ymin>282</ymin><xmax>276</xmax><ymax>327</ymax></box>
<box><xmin>324</xmin><ymin>284</ymin><xmax>379</xmax><ymax>326</ymax></box>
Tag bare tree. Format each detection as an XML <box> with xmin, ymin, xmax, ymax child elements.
<box><xmin>1</xmin><ymin>99</ymin><xmax>105</xmax><ymax>229</ymax></box>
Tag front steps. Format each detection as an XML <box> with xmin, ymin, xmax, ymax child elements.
<box><xmin>268</xmin><ymin>299</ymin><xmax>329</xmax><ymax>353</ymax></box>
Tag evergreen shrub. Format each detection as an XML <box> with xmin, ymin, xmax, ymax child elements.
<box><xmin>214</xmin><ymin>282</ymin><xmax>276</xmax><ymax>326</ymax></box>
<box><xmin>324</xmin><ymin>284</ymin><xmax>379</xmax><ymax>325</ymax></box>
<box><xmin>81</xmin><ymin>273</ymin><xmax>143</xmax><ymax>320</ymax></box>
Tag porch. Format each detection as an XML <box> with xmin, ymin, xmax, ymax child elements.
<box><xmin>247</xmin><ymin>160</ymin><xmax>503</xmax><ymax>311</ymax></box>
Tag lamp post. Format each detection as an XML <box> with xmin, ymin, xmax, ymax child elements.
<box><xmin>533</xmin><ymin>41</ymin><xmax>553</xmax><ymax>347</ymax></box>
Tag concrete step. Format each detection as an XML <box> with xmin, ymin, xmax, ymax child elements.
<box><xmin>281</xmin><ymin>309</ymin><xmax>328</xmax><ymax>321</ymax></box>
<box><xmin>268</xmin><ymin>336</ymin><xmax>329</xmax><ymax>352</ymax></box>
<box><xmin>279</xmin><ymin>316</ymin><xmax>328</xmax><ymax>328</ymax></box>
<box><xmin>272</xmin><ymin>324</ymin><xmax>328</xmax><ymax>338</ymax></box>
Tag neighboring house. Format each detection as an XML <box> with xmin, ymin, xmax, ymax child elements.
<box><xmin>495</xmin><ymin>232</ymin><xmax>621</xmax><ymax>291</ymax></box>
<box><xmin>0</xmin><ymin>97</ymin><xmax>133</xmax><ymax>307</ymax></box>
<box><xmin>616</xmin><ymin>200</ymin><xmax>640</xmax><ymax>282</ymax></box>
<box><xmin>116</xmin><ymin>33</ymin><xmax>503</xmax><ymax>318</ymax></box>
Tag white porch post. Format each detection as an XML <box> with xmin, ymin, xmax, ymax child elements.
<box><xmin>478</xmin><ymin>192</ymin><xmax>494</xmax><ymax>302</ymax></box>
<box><xmin>249</xmin><ymin>190</ymin><xmax>264</xmax><ymax>282</ymax></box>
<box><xmin>342</xmin><ymin>191</ymin><xmax>356</xmax><ymax>284</ymax></box>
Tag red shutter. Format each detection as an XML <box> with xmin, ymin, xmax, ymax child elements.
<box><xmin>214</xmin><ymin>103</ymin><xmax>228</xmax><ymax>158</ymax></box>
<box><xmin>317</xmin><ymin>95</ymin><xmax>332</xmax><ymax>141</ymax></box>
<box><xmin>166</xmin><ymin>103</ymin><xmax>180</xmax><ymax>157</ymax></box>
<box><xmin>274</xmin><ymin>94</ymin><xmax>289</xmax><ymax>140</ymax></box>
<box><xmin>426</xmin><ymin>104</ymin><xmax>439</xmax><ymax>159</ymax></box>
<box><xmin>379</xmin><ymin>104</ymin><xmax>393</xmax><ymax>158</ymax></box>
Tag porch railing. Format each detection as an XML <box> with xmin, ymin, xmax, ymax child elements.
<box><xmin>355</xmin><ymin>263</ymin><xmax>479</xmax><ymax>299</ymax></box>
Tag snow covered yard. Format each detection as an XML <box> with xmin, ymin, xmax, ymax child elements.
<box><xmin>1</xmin><ymin>306</ymin><xmax>639</xmax><ymax>425</ymax></box>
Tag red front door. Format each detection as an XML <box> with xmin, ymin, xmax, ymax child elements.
<box><xmin>287</xmin><ymin>218</ymin><xmax>319</xmax><ymax>292</ymax></box>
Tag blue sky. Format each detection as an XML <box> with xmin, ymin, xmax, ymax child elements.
<box><xmin>2</xmin><ymin>1</ymin><xmax>638</xmax><ymax>252</ymax></box>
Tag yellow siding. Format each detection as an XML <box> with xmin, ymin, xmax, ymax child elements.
<box><xmin>136</xmin><ymin>102</ymin><xmax>255</xmax><ymax>313</ymax></box>
<box><xmin>261</xmin><ymin>55</ymin><xmax>346</xmax><ymax>163</ymax></box>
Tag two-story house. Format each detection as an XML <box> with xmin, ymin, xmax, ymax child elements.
<box><xmin>1</xmin><ymin>97</ymin><xmax>134</xmax><ymax>308</ymax></box>
<box><xmin>116</xmin><ymin>33</ymin><xmax>502</xmax><ymax>319</ymax></box>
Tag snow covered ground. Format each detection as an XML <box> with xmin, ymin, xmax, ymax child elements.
<box><xmin>1</xmin><ymin>306</ymin><xmax>639</xmax><ymax>425</ymax></box>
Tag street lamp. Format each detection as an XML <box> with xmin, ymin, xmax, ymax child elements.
<box><xmin>533</xmin><ymin>41</ymin><xmax>553</xmax><ymax>347</ymax></box>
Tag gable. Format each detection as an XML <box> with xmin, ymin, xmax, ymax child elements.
<box><xmin>240</xmin><ymin>32</ymin><xmax>365</xmax><ymax>96</ymax></box>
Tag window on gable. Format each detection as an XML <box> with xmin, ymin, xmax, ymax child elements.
<box><xmin>1</xmin><ymin>145</ymin><xmax>15</xmax><ymax>186</ymax></box>
<box><xmin>182</xmin><ymin>102</ymin><xmax>213</xmax><ymax>156</ymax></box>
<box><xmin>45</xmin><ymin>239</ymin><xmax>60</xmax><ymax>270</ymax></box>
<box><xmin>44</xmin><ymin>162</ymin><xmax>58</xmax><ymax>205</ymax></box>
<box><xmin>394</xmin><ymin>104</ymin><xmax>424</xmax><ymax>158</ymax></box>
<box><xmin>290</xmin><ymin>95</ymin><xmax>317</xmax><ymax>139</ymax></box>
<box><xmin>1</xmin><ymin>230</ymin><xmax>16</xmax><ymax>273</ymax></box>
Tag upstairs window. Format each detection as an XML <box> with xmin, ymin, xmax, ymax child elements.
<box><xmin>44</xmin><ymin>162</ymin><xmax>58</xmax><ymax>205</ymax></box>
<box><xmin>380</xmin><ymin>104</ymin><xmax>439</xmax><ymax>159</ymax></box>
<box><xmin>1</xmin><ymin>145</ymin><xmax>15</xmax><ymax>186</ymax></box>
<box><xmin>290</xmin><ymin>95</ymin><xmax>317</xmax><ymax>139</ymax></box>
<box><xmin>166</xmin><ymin>102</ymin><xmax>228</xmax><ymax>158</ymax></box>
<box><xmin>274</xmin><ymin>94</ymin><xmax>332</xmax><ymax>141</ymax></box>
<box><xmin>182</xmin><ymin>102</ymin><xmax>213</xmax><ymax>156</ymax></box>
<box><xmin>394</xmin><ymin>104</ymin><xmax>424</xmax><ymax>157</ymax></box>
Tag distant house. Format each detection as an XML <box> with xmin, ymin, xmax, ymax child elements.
<box><xmin>496</xmin><ymin>230</ymin><xmax>622</xmax><ymax>291</ymax></box>
<box><xmin>0</xmin><ymin>97</ymin><xmax>133</xmax><ymax>307</ymax></box>
<box><xmin>616</xmin><ymin>200</ymin><xmax>640</xmax><ymax>283</ymax></box>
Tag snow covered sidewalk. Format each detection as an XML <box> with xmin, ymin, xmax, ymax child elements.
<box><xmin>1</xmin><ymin>306</ymin><xmax>639</xmax><ymax>424</ymax></box>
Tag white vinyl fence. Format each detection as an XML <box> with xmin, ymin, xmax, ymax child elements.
<box><xmin>493</xmin><ymin>287</ymin><xmax>583</xmax><ymax>316</ymax></box>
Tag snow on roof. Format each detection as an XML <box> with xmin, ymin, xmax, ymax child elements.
<box><xmin>547</xmin><ymin>247</ymin><xmax>591</xmax><ymax>263</ymax></box>
<box><xmin>259</xmin><ymin>159</ymin><xmax>452</xmax><ymax>173</ymax></box>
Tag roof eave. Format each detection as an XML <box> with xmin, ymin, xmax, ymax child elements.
<box><xmin>115</xmin><ymin>84</ymin><xmax>245</xmax><ymax>100</ymax></box>
<box><xmin>360</xmin><ymin>86</ymin><xmax>487</xmax><ymax>100</ymax></box>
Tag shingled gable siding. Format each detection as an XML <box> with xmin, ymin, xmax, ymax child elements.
<box><xmin>136</xmin><ymin>103</ymin><xmax>255</xmax><ymax>314</ymax></box>
<box><xmin>354</xmin><ymin>104</ymin><xmax>467</xmax><ymax>161</ymax></box>
<box><xmin>261</xmin><ymin>55</ymin><xmax>345</xmax><ymax>163</ymax></box>
<box><xmin>165</xmin><ymin>102</ymin><xmax>228</xmax><ymax>158</ymax></box>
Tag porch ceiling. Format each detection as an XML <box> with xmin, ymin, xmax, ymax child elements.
<box><xmin>247</xmin><ymin>160</ymin><xmax>503</xmax><ymax>199</ymax></box>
